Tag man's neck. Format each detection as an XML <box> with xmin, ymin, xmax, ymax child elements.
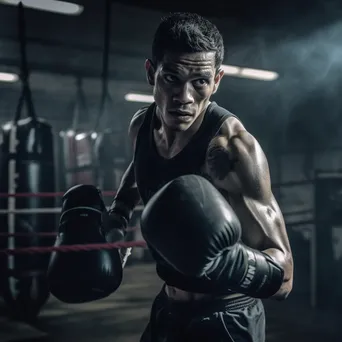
<box><xmin>155</xmin><ymin>103</ymin><xmax>210</xmax><ymax>150</ymax></box>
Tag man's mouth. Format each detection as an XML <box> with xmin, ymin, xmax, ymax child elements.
<box><xmin>168</xmin><ymin>110</ymin><xmax>193</xmax><ymax>123</ymax></box>
<box><xmin>169</xmin><ymin>110</ymin><xmax>193</xmax><ymax>116</ymax></box>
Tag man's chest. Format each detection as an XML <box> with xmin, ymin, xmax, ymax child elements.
<box><xmin>134</xmin><ymin>151</ymin><xmax>208</xmax><ymax>201</ymax></box>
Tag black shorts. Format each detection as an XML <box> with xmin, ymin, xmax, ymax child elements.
<box><xmin>140</xmin><ymin>287</ymin><xmax>265</xmax><ymax>342</ymax></box>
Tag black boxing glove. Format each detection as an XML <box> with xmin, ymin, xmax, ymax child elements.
<box><xmin>204</xmin><ymin>242</ymin><xmax>284</xmax><ymax>298</ymax></box>
<box><xmin>141</xmin><ymin>175</ymin><xmax>284</xmax><ymax>298</ymax></box>
<box><xmin>47</xmin><ymin>185</ymin><xmax>123</xmax><ymax>303</ymax></box>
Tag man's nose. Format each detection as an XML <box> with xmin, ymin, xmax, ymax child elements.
<box><xmin>173</xmin><ymin>83</ymin><xmax>194</xmax><ymax>105</ymax></box>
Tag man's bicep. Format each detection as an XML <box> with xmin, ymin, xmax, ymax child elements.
<box><xmin>207</xmin><ymin>130</ymin><xmax>293</xmax><ymax>294</ymax></box>
<box><xmin>205</xmin><ymin>130</ymin><xmax>267</xmax><ymax>195</ymax></box>
<box><xmin>234</xmin><ymin>193</ymin><xmax>290</xmax><ymax>252</ymax></box>
<box><xmin>228</xmin><ymin>133</ymin><xmax>287</xmax><ymax>239</ymax></box>
<box><xmin>228</xmin><ymin>134</ymin><xmax>293</xmax><ymax>267</ymax></box>
<box><xmin>207</xmin><ymin>130</ymin><xmax>289</xmax><ymax>250</ymax></box>
<box><xmin>230</xmin><ymin>131</ymin><xmax>272</xmax><ymax>200</ymax></box>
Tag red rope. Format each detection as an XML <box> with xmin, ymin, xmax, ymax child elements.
<box><xmin>0</xmin><ymin>191</ymin><xmax>117</xmax><ymax>198</ymax></box>
<box><xmin>0</xmin><ymin>179</ymin><xmax>316</xmax><ymax>198</ymax></box>
<box><xmin>0</xmin><ymin>240</ymin><xmax>147</xmax><ymax>256</ymax></box>
<box><xmin>0</xmin><ymin>232</ymin><xmax>57</xmax><ymax>237</ymax></box>
<box><xmin>0</xmin><ymin>226</ymin><xmax>138</xmax><ymax>238</ymax></box>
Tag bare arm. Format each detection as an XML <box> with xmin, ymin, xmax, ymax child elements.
<box><xmin>107</xmin><ymin>107</ymin><xmax>147</xmax><ymax>229</ymax></box>
<box><xmin>205</xmin><ymin>117</ymin><xmax>293</xmax><ymax>300</ymax></box>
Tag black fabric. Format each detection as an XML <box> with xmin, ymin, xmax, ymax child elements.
<box><xmin>134</xmin><ymin>102</ymin><xmax>237</xmax><ymax>295</ymax></box>
<box><xmin>140</xmin><ymin>287</ymin><xmax>266</xmax><ymax>342</ymax></box>
<box><xmin>134</xmin><ymin>101</ymin><xmax>236</xmax><ymax>205</ymax></box>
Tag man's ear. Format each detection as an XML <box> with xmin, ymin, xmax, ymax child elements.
<box><xmin>145</xmin><ymin>59</ymin><xmax>156</xmax><ymax>86</ymax></box>
<box><xmin>212</xmin><ymin>69</ymin><xmax>225</xmax><ymax>94</ymax></box>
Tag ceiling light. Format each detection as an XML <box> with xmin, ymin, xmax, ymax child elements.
<box><xmin>0</xmin><ymin>72</ymin><xmax>19</xmax><ymax>82</ymax></box>
<box><xmin>239</xmin><ymin>68</ymin><xmax>279</xmax><ymax>81</ymax></box>
<box><xmin>75</xmin><ymin>133</ymin><xmax>87</xmax><ymax>141</ymax></box>
<box><xmin>0</xmin><ymin>0</ymin><xmax>83</xmax><ymax>16</ymax></box>
<box><xmin>124</xmin><ymin>93</ymin><xmax>154</xmax><ymax>103</ymax></box>
<box><xmin>221</xmin><ymin>64</ymin><xmax>279</xmax><ymax>81</ymax></box>
<box><xmin>221</xmin><ymin>65</ymin><xmax>240</xmax><ymax>75</ymax></box>
<box><xmin>124</xmin><ymin>64</ymin><xmax>279</xmax><ymax>103</ymax></box>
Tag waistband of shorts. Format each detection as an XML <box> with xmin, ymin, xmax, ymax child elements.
<box><xmin>222</xmin><ymin>294</ymin><xmax>258</xmax><ymax>311</ymax></box>
<box><xmin>159</xmin><ymin>286</ymin><xmax>258</xmax><ymax>312</ymax></box>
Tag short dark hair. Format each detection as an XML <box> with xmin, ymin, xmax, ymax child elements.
<box><xmin>152</xmin><ymin>12</ymin><xmax>224</xmax><ymax>70</ymax></box>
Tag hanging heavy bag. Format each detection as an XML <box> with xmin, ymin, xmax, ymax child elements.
<box><xmin>0</xmin><ymin>118</ymin><xmax>56</xmax><ymax>321</ymax></box>
<box><xmin>0</xmin><ymin>2</ymin><xmax>56</xmax><ymax>322</ymax></box>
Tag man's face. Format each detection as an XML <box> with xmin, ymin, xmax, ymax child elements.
<box><xmin>145</xmin><ymin>51</ymin><xmax>224</xmax><ymax>131</ymax></box>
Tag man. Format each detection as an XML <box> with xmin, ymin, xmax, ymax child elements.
<box><xmin>105</xmin><ymin>12</ymin><xmax>293</xmax><ymax>342</ymax></box>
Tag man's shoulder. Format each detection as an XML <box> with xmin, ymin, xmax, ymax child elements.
<box><xmin>207</xmin><ymin>105</ymin><xmax>260</xmax><ymax>156</ymax></box>
<box><xmin>208</xmin><ymin>111</ymin><xmax>262</xmax><ymax>164</ymax></box>
<box><xmin>131</xmin><ymin>105</ymin><xmax>150</xmax><ymax>122</ymax></box>
<box><xmin>212</xmin><ymin>106</ymin><xmax>245</xmax><ymax>140</ymax></box>
<box><xmin>128</xmin><ymin>105</ymin><xmax>152</xmax><ymax>143</ymax></box>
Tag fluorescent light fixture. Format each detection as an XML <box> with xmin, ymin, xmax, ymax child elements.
<box><xmin>0</xmin><ymin>0</ymin><xmax>83</xmax><ymax>16</ymax></box>
<box><xmin>2</xmin><ymin>122</ymin><xmax>13</xmax><ymax>130</ymax></box>
<box><xmin>75</xmin><ymin>132</ymin><xmax>87</xmax><ymax>141</ymax></box>
<box><xmin>221</xmin><ymin>64</ymin><xmax>279</xmax><ymax>81</ymax></box>
<box><xmin>66</xmin><ymin>130</ymin><xmax>75</xmax><ymax>136</ymax></box>
<box><xmin>221</xmin><ymin>65</ymin><xmax>240</xmax><ymax>75</ymax></box>
<box><xmin>0</xmin><ymin>72</ymin><xmax>19</xmax><ymax>82</ymax></box>
<box><xmin>240</xmin><ymin>68</ymin><xmax>278</xmax><ymax>81</ymax></box>
<box><xmin>124</xmin><ymin>93</ymin><xmax>154</xmax><ymax>103</ymax></box>
<box><xmin>124</xmin><ymin>65</ymin><xmax>279</xmax><ymax>103</ymax></box>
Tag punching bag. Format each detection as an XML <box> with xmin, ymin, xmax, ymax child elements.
<box><xmin>0</xmin><ymin>118</ymin><xmax>56</xmax><ymax>321</ymax></box>
<box><xmin>59</xmin><ymin>78</ymin><xmax>96</xmax><ymax>189</ymax></box>
<box><xmin>60</xmin><ymin>131</ymin><xmax>96</xmax><ymax>188</ymax></box>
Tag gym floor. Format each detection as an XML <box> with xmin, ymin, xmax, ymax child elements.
<box><xmin>1</xmin><ymin>263</ymin><xmax>341</xmax><ymax>342</ymax></box>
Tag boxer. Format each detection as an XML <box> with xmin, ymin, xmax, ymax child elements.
<box><xmin>104</xmin><ymin>12</ymin><xmax>293</xmax><ymax>342</ymax></box>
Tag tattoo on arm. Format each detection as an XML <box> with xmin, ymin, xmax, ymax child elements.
<box><xmin>207</xmin><ymin>145</ymin><xmax>237</xmax><ymax>180</ymax></box>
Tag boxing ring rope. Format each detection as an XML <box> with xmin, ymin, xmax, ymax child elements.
<box><xmin>0</xmin><ymin>207</ymin><xmax>312</xmax><ymax>216</ymax></box>
<box><xmin>0</xmin><ymin>225</ymin><xmax>138</xmax><ymax>237</ymax></box>
<box><xmin>0</xmin><ymin>178</ymin><xmax>316</xmax><ymax>199</ymax></box>
<box><xmin>0</xmin><ymin>185</ymin><xmax>317</xmax><ymax>306</ymax></box>
<box><xmin>0</xmin><ymin>241</ymin><xmax>147</xmax><ymax>256</ymax></box>
<box><xmin>0</xmin><ymin>206</ymin><xmax>144</xmax><ymax>214</ymax></box>
<box><xmin>0</xmin><ymin>191</ymin><xmax>118</xmax><ymax>198</ymax></box>
<box><xmin>0</xmin><ymin>191</ymin><xmax>149</xmax><ymax>271</ymax></box>
<box><xmin>0</xmin><ymin>187</ymin><xmax>314</xmax><ymax>238</ymax></box>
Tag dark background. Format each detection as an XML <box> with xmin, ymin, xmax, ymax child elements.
<box><xmin>0</xmin><ymin>0</ymin><xmax>342</xmax><ymax>340</ymax></box>
<box><xmin>1</xmin><ymin>0</ymin><xmax>342</xmax><ymax>152</ymax></box>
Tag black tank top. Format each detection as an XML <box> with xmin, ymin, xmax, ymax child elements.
<box><xmin>133</xmin><ymin>102</ymin><xmax>238</xmax><ymax>294</ymax></box>
<box><xmin>134</xmin><ymin>101</ymin><xmax>236</xmax><ymax>205</ymax></box>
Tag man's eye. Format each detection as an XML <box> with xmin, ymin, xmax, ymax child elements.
<box><xmin>164</xmin><ymin>75</ymin><xmax>178</xmax><ymax>82</ymax></box>
<box><xmin>193</xmin><ymin>79</ymin><xmax>209</xmax><ymax>87</ymax></box>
